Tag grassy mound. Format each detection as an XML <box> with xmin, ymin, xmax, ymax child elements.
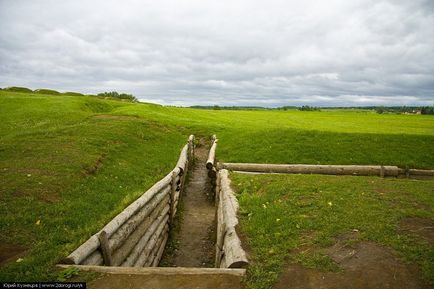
<box><xmin>3</xmin><ymin>86</ymin><xmax>33</xmax><ymax>93</ymax></box>
<box><xmin>34</xmin><ymin>89</ymin><xmax>61</xmax><ymax>95</ymax></box>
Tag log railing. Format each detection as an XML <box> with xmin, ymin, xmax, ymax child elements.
<box><xmin>62</xmin><ymin>135</ymin><xmax>195</xmax><ymax>267</ymax></box>
<box><xmin>215</xmin><ymin>169</ymin><xmax>248</xmax><ymax>268</ymax></box>
<box><xmin>218</xmin><ymin>163</ymin><xmax>434</xmax><ymax>178</ymax></box>
<box><xmin>206</xmin><ymin>135</ymin><xmax>218</xmax><ymax>193</ymax></box>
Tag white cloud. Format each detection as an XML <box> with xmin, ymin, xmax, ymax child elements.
<box><xmin>0</xmin><ymin>0</ymin><xmax>433</xmax><ymax>106</ymax></box>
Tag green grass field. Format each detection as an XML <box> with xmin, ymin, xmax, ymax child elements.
<box><xmin>0</xmin><ymin>90</ymin><xmax>433</xmax><ymax>282</ymax></box>
<box><xmin>232</xmin><ymin>173</ymin><xmax>434</xmax><ymax>289</ymax></box>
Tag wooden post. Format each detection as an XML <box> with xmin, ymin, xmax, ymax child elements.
<box><xmin>169</xmin><ymin>171</ymin><xmax>178</xmax><ymax>224</ymax></box>
<box><xmin>380</xmin><ymin>165</ymin><xmax>385</xmax><ymax>178</ymax></box>
<box><xmin>206</xmin><ymin>139</ymin><xmax>218</xmax><ymax>170</ymax></box>
<box><xmin>98</xmin><ymin>231</ymin><xmax>113</xmax><ymax>266</ymax></box>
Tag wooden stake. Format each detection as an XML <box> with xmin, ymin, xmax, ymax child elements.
<box><xmin>98</xmin><ymin>231</ymin><xmax>113</xmax><ymax>266</ymax></box>
<box><xmin>206</xmin><ymin>139</ymin><xmax>218</xmax><ymax>170</ymax></box>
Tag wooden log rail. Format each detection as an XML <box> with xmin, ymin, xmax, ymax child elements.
<box><xmin>218</xmin><ymin>163</ymin><xmax>434</xmax><ymax>178</ymax></box>
<box><xmin>62</xmin><ymin>135</ymin><xmax>195</xmax><ymax>267</ymax></box>
<box><xmin>215</xmin><ymin>169</ymin><xmax>248</xmax><ymax>269</ymax></box>
<box><xmin>206</xmin><ymin>135</ymin><xmax>218</xmax><ymax>194</ymax></box>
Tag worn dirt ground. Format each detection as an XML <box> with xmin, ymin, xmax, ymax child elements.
<box><xmin>163</xmin><ymin>140</ymin><xmax>216</xmax><ymax>267</ymax></box>
<box><xmin>273</xmin><ymin>232</ymin><xmax>432</xmax><ymax>289</ymax></box>
<box><xmin>0</xmin><ymin>243</ymin><xmax>26</xmax><ymax>267</ymax></box>
<box><xmin>399</xmin><ymin>217</ymin><xmax>434</xmax><ymax>245</ymax></box>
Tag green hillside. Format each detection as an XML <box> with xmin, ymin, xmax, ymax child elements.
<box><xmin>0</xmin><ymin>90</ymin><xmax>433</xmax><ymax>281</ymax></box>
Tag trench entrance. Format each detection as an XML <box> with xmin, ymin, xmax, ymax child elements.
<box><xmin>162</xmin><ymin>140</ymin><xmax>216</xmax><ymax>267</ymax></box>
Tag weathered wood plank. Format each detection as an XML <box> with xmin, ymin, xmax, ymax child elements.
<box><xmin>121</xmin><ymin>205</ymin><xmax>169</xmax><ymax>267</ymax></box>
<box><xmin>56</xmin><ymin>264</ymin><xmax>247</xmax><ymax>276</ymax></box>
<box><xmin>134</xmin><ymin>221</ymin><xmax>169</xmax><ymax>267</ymax></box>
<box><xmin>176</xmin><ymin>144</ymin><xmax>189</xmax><ymax>174</ymax></box>
<box><xmin>151</xmin><ymin>232</ymin><xmax>169</xmax><ymax>267</ymax></box>
<box><xmin>109</xmin><ymin>186</ymin><xmax>170</xmax><ymax>252</ymax></box>
<box><xmin>219</xmin><ymin>169</ymin><xmax>248</xmax><ymax>269</ymax></box>
<box><xmin>111</xmin><ymin>194</ymin><xmax>169</xmax><ymax>266</ymax></box>
<box><xmin>206</xmin><ymin>138</ymin><xmax>218</xmax><ymax>170</ymax></box>
<box><xmin>221</xmin><ymin>163</ymin><xmax>400</xmax><ymax>177</ymax></box>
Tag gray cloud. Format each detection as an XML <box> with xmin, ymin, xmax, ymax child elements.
<box><xmin>0</xmin><ymin>0</ymin><xmax>433</xmax><ymax>106</ymax></box>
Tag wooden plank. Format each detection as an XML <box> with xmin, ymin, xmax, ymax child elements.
<box><xmin>142</xmin><ymin>226</ymin><xmax>168</xmax><ymax>267</ymax></box>
<box><xmin>151</xmin><ymin>232</ymin><xmax>169</xmax><ymax>267</ymax></box>
<box><xmin>81</xmin><ymin>250</ymin><xmax>103</xmax><ymax>266</ymax></box>
<box><xmin>176</xmin><ymin>144</ymin><xmax>189</xmax><ymax>175</ymax></box>
<box><xmin>169</xmin><ymin>170</ymin><xmax>178</xmax><ymax>224</ymax></box>
<box><xmin>109</xmin><ymin>186</ymin><xmax>170</xmax><ymax>252</ymax></box>
<box><xmin>219</xmin><ymin>169</ymin><xmax>248</xmax><ymax>269</ymax></box>
<box><xmin>56</xmin><ymin>264</ymin><xmax>247</xmax><ymax>276</ymax></box>
<box><xmin>188</xmin><ymin>135</ymin><xmax>195</xmax><ymax>168</ymax></box>
<box><xmin>206</xmin><ymin>139</ymin><xmax>218</xmax><ymax>169</ymax></box>
<box><xmin>111</xmin><ymin>194</ymin><xmax>169</xmax><ymax>266</ymax></box>
<box><xmin>121</xmin><ymin>205</ymin><xmax>169</xmax><ymax>267</ymax></box>
<box><xmin>409</xmin><ymin>169</ymin><xmax>434</xmax><ymax>176</ymax></box>
<box><xmin>221</xmin><ymin>163</ymin><xmax>400</xmax><ymax>177</ymax></box>
<box><xmin>134</xmin><ymin>221</ymin><xmax>169</xmax><ymax>267</ymax></box>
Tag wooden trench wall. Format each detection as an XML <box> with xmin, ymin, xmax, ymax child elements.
<box><xmin>206</xmin><ymin>135</ymin><xmax>249</xmax><ymax>269</ymax></box>
<box><xmin>62</xmin><ymin>135</ymin><xmax>195</xmax><ymax>268</ymax></box>
<box><xmin>204</xmin><ymin>134</ymin><xmax>434</xmax><ymax>269</ymax></box>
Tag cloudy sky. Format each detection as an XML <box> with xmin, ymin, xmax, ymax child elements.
<box><xmin>1</xmin><ymin>0</ymin><xmax>433</xmax><ymax>106</ymax></box>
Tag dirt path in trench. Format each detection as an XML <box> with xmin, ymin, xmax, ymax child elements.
<box><xmin>163</xmin><ymin>140</ymin><xmax>215</xmax><ymax>267</ymax></box>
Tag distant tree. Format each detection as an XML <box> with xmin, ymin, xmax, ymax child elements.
<box><xmin>421</xmin><ymin>106</ymin><xmax>434</xmax><ymax>115</ymax></box>
<box><xmin>213</xmin><ymin>105</ymin><xmax>221</xmax><ymax>110</ymax></box>
<box><xmin>376</xmin><ymin>107</ymin><xmax>385</xmax><ymax>114</ymax></box>
<box><xmin>97</xmin><ymin>91</ymin><xmax>138</xmax><ymax>102</ymax></box>
<box><xmin>298</xmin><ymin>105</ymin><xmax>321</xmax><ymax>111</ymax></box>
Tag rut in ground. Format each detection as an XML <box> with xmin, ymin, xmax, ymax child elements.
<box><xmin>165</xmin><ymin>141</ymin><xmax>215</xmax><ymax>267</ymax></box>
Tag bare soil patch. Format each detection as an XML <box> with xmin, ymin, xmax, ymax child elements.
<box><xmin>274</xmin><ymin>232</ymin><xmax>431</xmax><ymax>289</ymax></box>
<box><xmin>82</xmin><ymin>154</ymin><xmax>106</xmax><ymax>176</ymax></box>
<box><xmin>0</xmin><ymin>243</ymin><xmax>26</xmax><ymax>267</ymax></box>
<box><xmin>400</xmin><ymin>217</ymin><xmax>434</xmax><ymax>245</ymax></box>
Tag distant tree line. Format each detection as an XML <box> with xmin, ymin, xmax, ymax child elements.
<box><xmin>1</xmin><ymin>86</ymin><xmax>138</xmax><ymax>102</ymax></box>
<box><xmin>190</xmin><ymin>105</ymin><xmax>270</xmax><ymax>111</ymax></box>
<box><xmin>298</xmin><ymin>105</ymin><xmax>321</xmax><ymax>111</ymax></box>
<box><xmin>374</xmin><ymin>106</ymin><xmax>434</xmax><ymax>115</ymax></box>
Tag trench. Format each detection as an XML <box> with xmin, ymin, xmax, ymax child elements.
<box><xmin>61</xmin><ymin>135</ymin><xmax>247</xmax><ymax>289</ymax></box>
<box><xmin>161</xmin><ymin>140</ymin><xmax>216</xmax><ymax>267</ymax></box>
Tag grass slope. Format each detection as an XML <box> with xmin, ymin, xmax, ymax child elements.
<box><xmin>0</xmin><ymin>91</ymin><xmax>433</xmax><ymax>281</ymax></box>
<box><xmin>232</xmin><ymin>173</ymin><xmax>434</xmax><ymax>289</ymax></box>
<box><xmin>114</xmin><ymin>104</ymin><xmax>434</xmax><ymax>168</ymax></box>
<box><xmin>0</xmin><ymin>92</ymin><xmax>188</xmax><ymax>281</ymax></box>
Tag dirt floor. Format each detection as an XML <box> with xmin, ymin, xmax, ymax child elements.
<box><xmin>162</xmin><ymin>140</ymin><xmax>216</xmax><ymax>267</ymax></box>
<box><xmin>0</xmin><ymin>243</ymin><xmax>26</xmax><ymax>267</ymax></box>
<box><xmin>273</xmin><ymin>231</ymin><xmax>432</xmax><ymax>289</ymax></box>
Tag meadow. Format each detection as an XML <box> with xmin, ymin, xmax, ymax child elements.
<box><xmin>232</xmin><ymin>173</ymin><xmax>434</xmax><ymax>288</ymax></box>
<box><xmin>0</xmin><ymin>90</ymin><xmax>433</xmax><ymax>283</ymax></box>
